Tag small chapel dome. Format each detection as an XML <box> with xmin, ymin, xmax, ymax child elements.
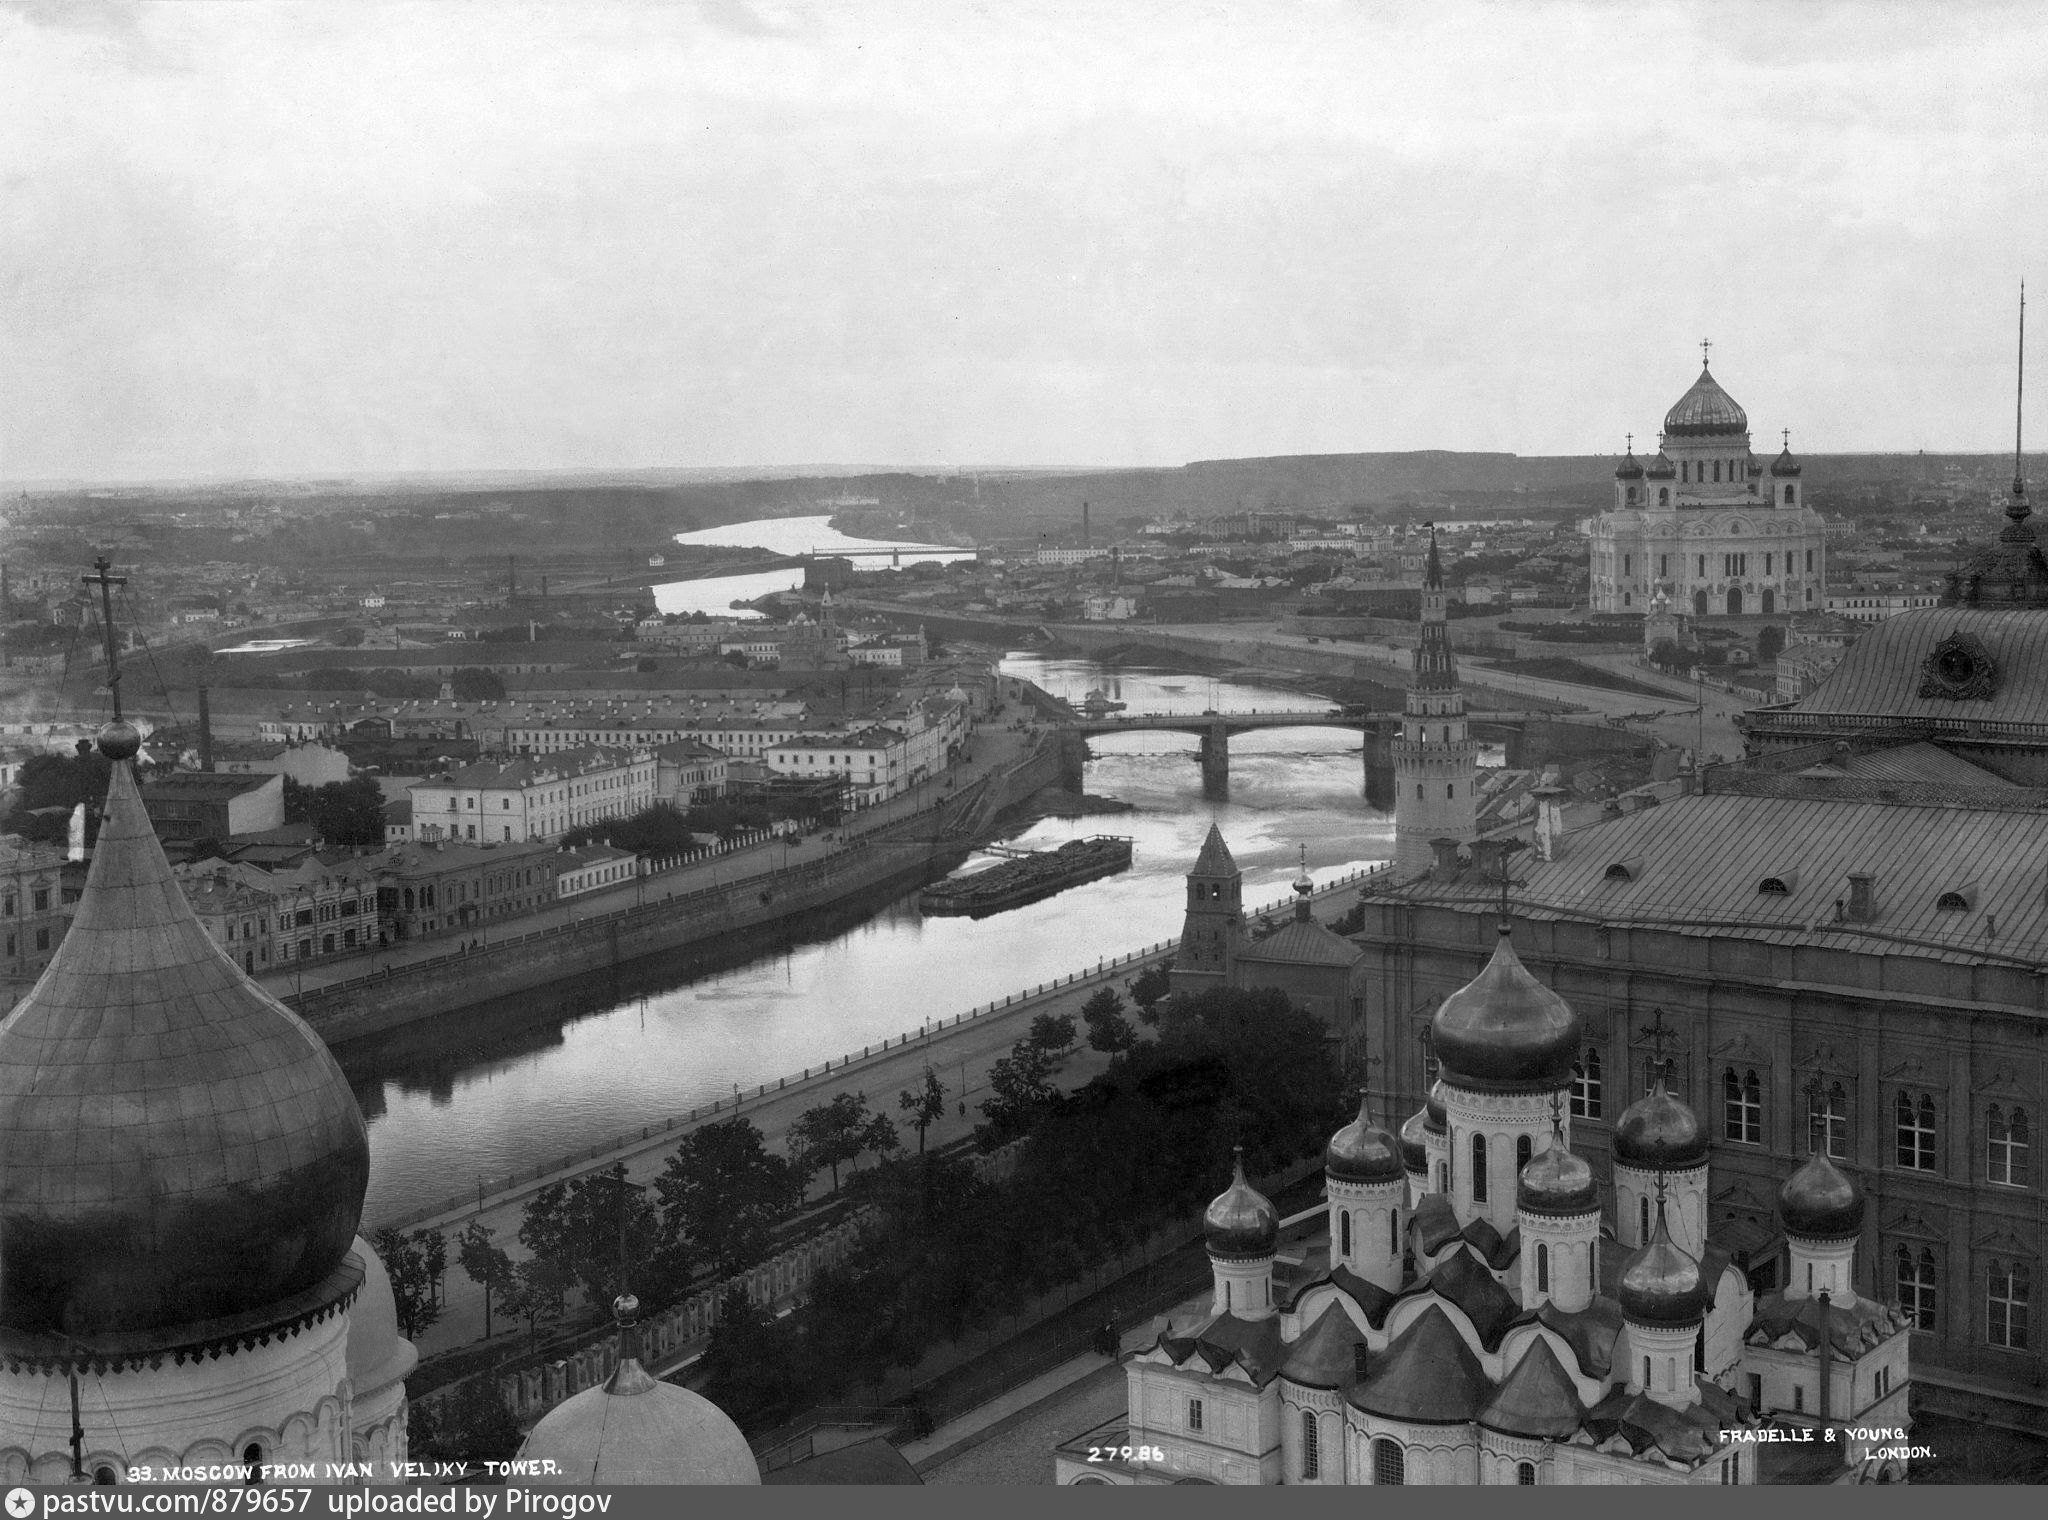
<box><xmin>1398</xmin><ymin>1106</ymin><xmax>1430</xmax><ymax>1174</ymax></box>
<box><xmin>1615</xmin><ymin>447</ymin><xmax>1646</xmax><ymax>481</ymax></box>
<box><xmin>1326</xmin><ymin>1094</ymin><xmax>1405</xmax><ymax>1185</ymax></box>
<box><xmin>1430</xmin><ymin>925</ymin><xmax>1583</xmax><ymax>1092</ymax></box>
<box><xmin>1517</xmin><ymin>1137</ymin><xmax>1599</xmax><ymax>1218</ymax></box>
<box><xmin>1771</xmin><ymin>444</ymin><xmax>1803</xmax><ymax>478</ymax></box>
<box><xmin>1617</xmin><ymin>1206</ymin><xmax>1706</xmax><ymax>1327</ymax></box>
<box><xmin>1203</xmin><ymin>1149</ymin><xmax>1279</xmax><ymax>1260</ymax></box>
<box><xmin>1663</xmin><ymin>365</ymin><xmax>1749</xmax><ymax>437</ymax></box>
<box><xmin>1613</xmin><ymin>1075</ymin><xmax>1709</xmax><ymax>1170</ymax></box>
<box><xmin>1778</xmin><ymin>1150</ymin><xmax>1865</xmax><ymax>1240</ymax></box>
<box><xmin>520</xmin><ymin>1296</ymin><xmax>760</xmax><ymax>1486</ymax></box>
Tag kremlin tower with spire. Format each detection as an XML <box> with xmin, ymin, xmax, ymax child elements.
<box><xmin>1391</xmin><ymin>528</ymin><xmax>1478</xmax><ymax>875</ymax></box>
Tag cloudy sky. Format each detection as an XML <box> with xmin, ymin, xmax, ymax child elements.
<box><xmin>5</xmin><ymin>0</ymin><xmax>2047</xmax><ymax>482</ymax></box>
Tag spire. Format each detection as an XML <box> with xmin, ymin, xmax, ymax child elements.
<box><xmin>1410</xmin><ymin>523</ymin><xmax>1459</xmax><ymax>692</ymax></box>
<box><xmin>1423</xmin><ymin>525</ymin><xmax>1444</xmax><ymax>590</ymax></box>
<box><xmin>1293</xmin><ymin>843</ymin><xmax>1313</xmax><ymax>923</ymax></box>
<box><xmin>2014</xmin><ymin>281</ymin><xmax>2029</xmax><ymax>508</ymax></box>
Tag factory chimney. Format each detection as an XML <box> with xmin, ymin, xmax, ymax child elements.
<box><xmin>1082</xmin><ymin>499</ymin><xmax>1091</xmax><ymax>549</ymax></box>
<box><xmin>198</xmin><ymin>684</ymin><xmax>215</xmax><ymax>771</ymax></box>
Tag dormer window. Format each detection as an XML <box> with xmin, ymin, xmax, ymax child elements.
<box><xmin>1935</xmin><ymin>887</ymin><xmax>1975</xmax><ymax>911</ymax></box>
<box><xmin>1758</xmin><ymin>873</ymin><xmax>1796</xmax><ymax>896</ymax></box>
<box><xmin>1604</xmin><ymin>857</ymin><xmax>1643</xmax><ymax>883</ymax></box>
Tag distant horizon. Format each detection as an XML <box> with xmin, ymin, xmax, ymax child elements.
<box><xmin>6</xmin><ymin>4</ymin><xmax>2046</xmax><ymax>483</ymax></box>
<box><xmin>4</xmin><ymin>442</ymin><xmax>2042</xmax><ymax>498</ymax></box>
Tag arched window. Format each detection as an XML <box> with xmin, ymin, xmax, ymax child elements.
<box><xmin>243</xmin><ymin>1445</ymin><xmax>264</xmax><ymax>1487</ymax></box>
<box><xmin>1415</xmin><ymin>784</ymin><xmax>1423</xmax><ymax>801</ymax></box>
<box><xmin>1681</xmin><ymin>461</ymin><xmax>1690</xmax><ymax>483</ymax></box>
<box><xmin>1341</xmin><ymin>1210</ymin><xmax>1352</xmax><ymax>1257</ymax></box>
<box><xmin>1517</xmin><ymin>1135</ymin><xmax>1532</xmax><ymax>1173</ymax></box>
<box><xmin>1470</xmin><ymin>1134</ymin><xmax>1488</xmax><ymax>1202</ymax></box>
<box><xmin>93</xmin><ymin>1468</ymin><xmax>117</xmax><ymax>1486</ymax></box>
<box><xmin>1642</xmin><ymin>1355</ymin><xmax>1652</xmax><ymax>1389</ymax></box>
<box><xmin>1589</xmin><ymin>1240</ymin><xmax>1598</xmax><ymax>1293</ymax></box>
<box><xmin>1224</xmin><ymin>1281</ymin><xmax>1231</xmax><ymax>1310</ymax></box>
<box><xmin>1808</xmin><ymin>1081</ymin><xmax>1848</xmax><ymax>1159</ymax></box>
<box><xmin>1373</xmin><ymin>1438</ymin><xmax>1405</xmax><ymax>1486</ymax></box>
<box><xmin>1517</xmin><ymin>1461</ymin><xmax>1537</xmax><ymax>1485</ymax></box>
<box><xmin>1446</xmin><ymin>783</ymin><xmax>1455</xmax><ymax>800</ymax></box>
<box><xmin>1390</xmin><ymin>1209</ymin><xmax>1399</xmax><ymax>1256</ymax></box>
<box><xmin>1640</xmin><ymin>1194</ymin><xmax>1651</xmax><ymax>1244</ymax></box>
<box><xmin>1897</xmin><ymin>1092</ymin><xmax>1937</xmax><ymax>1171</ymax></box>
<box><xmin>1301</xmin><ymin>1411</ymin><xmax>1320</xmax><ymax>1480</ymax></box>
<box><xmin>1713</xmin><ymin>461</ymin><xmax>1722</xmax><ymax>483</ymax></box>
<box><xmin>1988</xmin><ymin>1260</ymin><xmax>2031</xmax><ymax>1350</ymax></box>
<box><xmin>1725</xmin><ymin>1068</ymin><xmax>1761</xmax><ymax>1144</ymax></box>
<box><xmin>1895</xmin><ymin>1243</ymin><xmax>1937</xmax><ymax>1330</ymax></box>
<box><xmin>1785</xmin><ymin>485</ymin><xmax>1796</xmax><ymax>505</ymax></box>
<box><xmin>1536</xmin><ymin>1242</ymin><xmax>1549</xmax><ymax>1293</ymax></box>
<box><xmin>1989</xmin><ymin>1105</ymin><xmax>2031</xmax><ymax>1187</ymax></box>
<box><xmin>1573</xmin><ymin>1048</ymin><xmax>1603</xmax><ymax>1118</ymax></box>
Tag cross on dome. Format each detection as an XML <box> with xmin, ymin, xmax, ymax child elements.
<box><xmin>1700</xmin><ymin>337</ymin><xmax>1712</xmax><ymax>366</ymax></box>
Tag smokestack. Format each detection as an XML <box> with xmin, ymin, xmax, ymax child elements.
<box><xmin>1082</xmin><ymin>499</ymin><xmax>1091</xmax><ymax>549</ymax></box>
<box><xmin>509</xmin><ymin>555</ymin><xmax>517</xmax><ymax>601</ymax></box>
<box><xmin>198</xmin><ymin>685</ymin><xmax>214</xmax><ymax>771</ymax></box>
<box><xmin>541</xmin><ymin>574</ymin><xmax>549</xmax><ymax>602</ymax></box>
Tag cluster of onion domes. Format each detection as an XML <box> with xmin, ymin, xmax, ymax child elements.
<box><xmin>1618</xmin><ymin>1201</ymin><xmax>1707</xmax><ymax>1328</ymax></box>
<box><xmin>1614</xmin><ymin>1074</ymin><xmax>1710</xmax><ymax>1171</ymax></box>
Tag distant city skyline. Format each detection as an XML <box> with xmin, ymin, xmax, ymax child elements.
<box><xmin>5</xmin><ymin>1</ymin><xmax>2047</xmax><ymax>482</ymax></box>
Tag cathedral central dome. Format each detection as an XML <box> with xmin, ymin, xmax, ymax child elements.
<box><xmin>1663</xmin><ymin>365</ymin><xmax>1749</xmax><ymax>437</ymax></box>
<box><xmin>1429</xmin><ymin>926</ymin><xmax>1582</xmax><ymax>1092</ymax></box>
<box><xmin>0</xmin><ymin>738</ymin><xmax>369</xmax><ymax>1337</ymax></box>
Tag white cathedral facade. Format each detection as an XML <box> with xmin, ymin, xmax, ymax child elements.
<box><xmin>1588</xmin><ymin>355</ymin><xmax>1828</xmax><ymax>618</ymax></box>
<box><xmin>1056</xmin><ymin>926</ymin><xmax>1913</xmax><ymax>1486</ymax></box>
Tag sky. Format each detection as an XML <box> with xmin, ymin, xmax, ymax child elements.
<box><xmin>5</xmin><ymin>0</ymin><xmax>2048</xmax><ymax>483</ymax></box>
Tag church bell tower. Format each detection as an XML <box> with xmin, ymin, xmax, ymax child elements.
<box><xmin>1392</xmin><ymin>529</ymin><xmax>1479</xmax><ymax>873</ymax></box>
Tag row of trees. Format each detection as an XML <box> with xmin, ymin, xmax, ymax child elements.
<box><xmin>697</xmin><ymin>986</ymin><xmax>1343</xmax><ymax>1428</ymax></box>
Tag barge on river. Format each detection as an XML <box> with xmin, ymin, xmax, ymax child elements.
<box><xmin>918</xmin><ymin>835</ymin><xmax>1134</xmax><ymax>918</ymax></box>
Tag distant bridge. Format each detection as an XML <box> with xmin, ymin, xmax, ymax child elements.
<box><xmin>1057</xmin><ymin>707</ymin><xmax>1633</xmax><ymax>787</ymax></box>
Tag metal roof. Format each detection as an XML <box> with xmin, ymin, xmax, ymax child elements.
<box><xmin>1789</xmin><ymin>606</ymin><xmax>2048</xmax><ymax>727</ymax></box>
<box><xmin>1388</xmin><ymin>789</ymin><xmax>2048</xmax><ymax>968</ymax></box>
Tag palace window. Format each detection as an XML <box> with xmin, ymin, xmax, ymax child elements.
<box><xmin>1572</xmin><ymin>1048</ymin><xmax>1603</xmax><ymax>1118</ymax></box>
<box><xmin>1446</xmin><ymin>783</ymin><xmax>1455</xmax><ymax>800</ymax></box>
<box><xmin>1806</xmin><ymin>549</ymin><xmax>1814</xmax><ymax>572</ymax></box>
<box><xmin>1725</xmin><ymin>1068</ymin><xmax>1761</xmax><ymax>1144</ymax></box>
<box><xmin>1301</xmin><ymin>1412</ymin><xmax>1319</xmax><ymax>1480</ymax></box>
<box><xmin>1808</xmin><ymin>1081</ymin><xmax>1849</xmax><ymax>1159</ymax></box>
<box><xmin>1471</xmin><ymin>1134</ymin><xmax>1488</xmax><ymax>1202</ymax></box>
<box><xmin>1373</xmin><ymin>1438</ymin><xmax>1405</xmax><ymax>1486</ymax></box>
<box><xmin>1517</xmin><ymin>1134</ymin><xmax>1532</xmax><ymax>1173</ymax></box>
<box><xmin>1988</xmin><ymin>1260</ymin><xmax>2031</xmax><ymax>1350</ymax></box>
<box><xmin>1896</xmin><ymin>1092</ymin><xmax>1938</xmax><ymax>1171</ymax></box>
<box><xmin>1988</xmin><ymin>1105</ymin><xmax>2031</xmax><ymax>1187</ymax></box>
<box><xmin>1895</xmin><ymin>1244</ymin><xmax>1938</xmax><ymax>1330</ymax></box>
<box><xmin>1517</xmin><ymin>1461</ymin><xmax>1537</xmax><ymax>1486</ymax></box>
<box><xmin>1697</xmin><ymin>555</ymin><xmax>1706</xmax><ymax>577</ymax></box>
<box><xmin>1723</xmin><ymin>553</ymin><xmax>1748</xmax><ymax>577</ymax></box>
<box><xmin>1187</xmin><ymin>1398</ymin><xmax>1203</xmax><ymax>1432</ymax></box>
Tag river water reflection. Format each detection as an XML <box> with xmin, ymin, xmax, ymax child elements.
<box><xmin>350</xmin><ymin>652</ymin><xmax>1407</xmax><ymax>1224</ymax></box>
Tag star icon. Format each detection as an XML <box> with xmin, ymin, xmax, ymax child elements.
<box><xmin>6</xmin><ymin>1488</ymin><xmax>37</xmax><ymax>1519</ymax></box>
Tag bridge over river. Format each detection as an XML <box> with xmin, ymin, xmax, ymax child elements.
<box><xmin>1058</xmin><ymin>706</ymin><xmax>1642</xmax><ymax>789</ymax></box>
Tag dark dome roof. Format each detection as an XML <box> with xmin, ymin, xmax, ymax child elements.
<box><xmin>1326</xmin><ymin>1094</ymin><xmax>1404</xmax><ymax>1185</ymax></box>
<box><xmin>1615</xmin><ymin>450</ymin><xmax>1645</xmax><ymax>481</ymax></box>
<box><xmin>1778</xmin><ymin>1151</ymin><xmax>1865</xmax><ymax>1239</ymax></box>
<box><xmin>1663</xmin><ymin>365</ymin><xmax>1749</xmax><ymax>437</ymax></box>
<box><xmin>1203</xmin><ymin>1151</ymin><xmax>1278</xmax><ymax>1259</ymax></box>
<box><xmin>1517</xmin><ymin>1136</ymin><xmax>1599</xmax><ymax>1217</ymax></box>
<box><xmin>0</xmin><ymin>758</ymin><xmax>369</xmax><ymax>1336</ymax></box>
<box><xmin>1425</xmin><ymin>1080</ymin><xmax>1447</xmax><ymax>1133</ymax></box>
<box><xmin>1617</xmin><ymin>1209</ymin><xmax>1706</xmax><ymax>1327</ymax></box>
<box><xmin>1770</xmin><ymin>445</ymin><xmax>1803</xmax><ymax>478</ymax></box>
<box><xmin>1613</xmin><ymin>1076</ymin><xmax>1709</xmax><ymax>1170</ymax></box>
<box><xmin>1430</xmin><ymin>926</ymin><xmax>1582</xmax><ymax>1092</ymax></box>
<box><xmin>1398</xmin><ymin>1106</ymin><xmax>1430</xmax><ymax>1173</ymax></box>
<box><xmin>1645</xmin><ymin>453</ymin><xmax>1677</xmax><ymax>479</ymax></box>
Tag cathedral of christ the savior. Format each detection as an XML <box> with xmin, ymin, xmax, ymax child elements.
<box><xmin>1054</xmin><ymin>922</ymin><xmax>1913</xmax><ymax>1486</ymax></box>
<box><xmin>1587</xmin><ymin>349</ymin><xmax>1829</xmax><ymax>619</ymax></box>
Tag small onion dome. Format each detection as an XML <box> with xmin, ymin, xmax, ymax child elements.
<box><xmin>1771</xmin><ymin>445</ymin><xmax>1803</xmax><ymax>477</ymax></box>
<box><xmin>1615</xmin><ymin>448</ymin><xmax>1646</xmax><ymax>481</ymax></box>
<box><xmin>1618</xmin><ymin>1209</ymin><xmax>1706</xmax><ymax>1327</ymax></box>
<box><xmin>1518</xmin><ymin>1138</ymin><xmax>1598</xmax><ymax>1218</ymax></box>
<box><xmin>1399</xmin><ymin>1106</ymin><xmax>1430</xmax><ymax>1174</ymax></box>
<box><xmin>1327</xmin><ymin>1094</ymin><xmax>1405</xmax><ymax>1185</ymax></box>
<box><xmin>1429</xmin><ymin>925</ymin><xmax>1583</xmax><ymax>1092</ymax></box>
<box><xmin>1645</xmin><ymin>452</ymin><xmax>1677</xmax><ymax>479</ymax></box>
<box><xmin>1203</xmin><ymin>1149</ymin><xmax>1279</xmax><ymax>1260</ymax></box>
<box><xmin>1613</xmin><ymin>1075</ymin><xmax>1709</xmax><ymax>1171</ymax></box>
<box><xmin>1778</xmin><ymin>1150</ymin><xmax>1865</xmax><ymax>1240</ymax></box>
<box><xmin>1425</xmin><ymin>1080</ymin><xmax>1448</xmax><ymax>1134</ymax></box>
<box><xmin>519</xmin><ymin>1296</ymin><xmax>759</xmax><ymax>1485</ymax></box>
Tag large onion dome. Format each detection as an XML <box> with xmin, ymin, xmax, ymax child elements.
<box><xmin>1778</xmin><ymin>1151</ymin><xmax>1865</xmax><ymax>1240</ymax></box>
<box><xmin>1663</xmin><ymin>365</ymin><xmax>1749</xmax><ymax>437</ymax></box>
<box><xmin>1326</xmin><ymin>1093</ymin><xmax>1404</xmax><ymax>1185</ymax></box>
<box><xmin>0</xmin><ymin>725</ymin><xmax>369</xmax><ymax>1336</ymax></box>
<box><xmin>521</xmin><ymin>1296</ymin><xmax>759</xmax><ymax>1485</ymax></box>
<box><xmin>1613</xmin><ymin>1074</ymin><xmax>1709</xmax><ymax>1171</ymax></box>
<box><xmin>1398</xmin><ymin>1105</ymin><xmax>1430</xmax><ymax>1174</ymax></box>
<box><xmin>1518</xmin><ymin>1135</ymin><xmax>1599</xmax><ymax>1218</ymax></box>
<box><xmin>1618</xmin><ymin>1204</ymin><xmax>1705</xmax><ymax>1327</ymax></box>
<box><xmin>1204</xmin><ymin>1148</ymin><xmax>1279</xmax><ymax>1260</ymax></box>
<box><xmin>1430</xmin><ymin>925</ymin><xmax>1582</xmax><ymax>1092</ymax></box>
